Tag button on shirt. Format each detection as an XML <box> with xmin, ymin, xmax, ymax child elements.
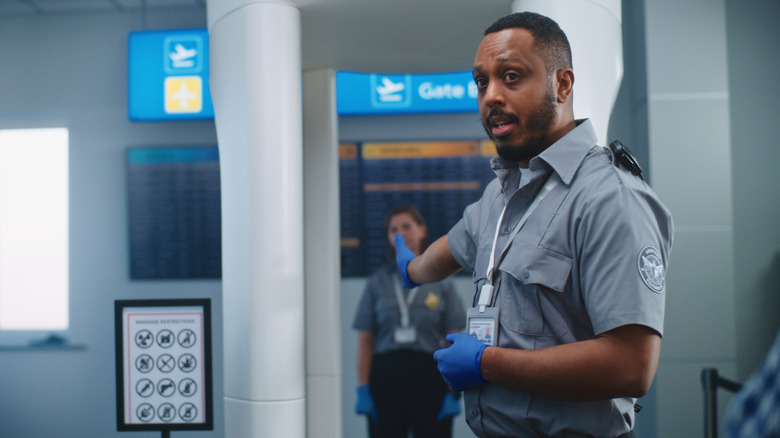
<box><xmin>447</xmin><ymin>119</ymin><xmax>673</xmax><ymax>438</ymax></box>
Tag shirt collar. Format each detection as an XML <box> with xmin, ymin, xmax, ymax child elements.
<box><xmin>490</xmin><ymin>154</ymin><xmax>522</xmax><ymax>196</ymax></box>
<box><xmin>531</xmin><ymin>119</ymin><xmax>598</xmax><ymax>185</ymax></box>
<box><xmin>490</xmin><ymin>119</ymin><xmax>598</xmax><ymax>192</ymax></box>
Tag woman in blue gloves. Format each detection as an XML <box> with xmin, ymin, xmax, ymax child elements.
<box><xmin>353</xmin><ymin>205</ymin><xmax>466</xmax><ymax>438</ymax></box>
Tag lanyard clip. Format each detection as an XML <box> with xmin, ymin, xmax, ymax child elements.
<box><xmin>478</xmin><ymin>284</ymin><xmax>493</xmax><ymax>313</ymax></box>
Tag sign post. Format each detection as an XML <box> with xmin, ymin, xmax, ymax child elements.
<box><xmin>115</xmin><ymin>299</ymin><xmax>213</xmax><ymax>435</ymax></box>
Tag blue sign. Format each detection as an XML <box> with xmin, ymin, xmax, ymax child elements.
<box><xmin>337</xmin><ymin>71</ymin><xmax>478</xmax><ymax>115</ymax></box>
<box><xmin>128</xmin><ymin>29</ymin><xmax>476</xmax><ymax>120</ymax></box>
<box><xmin>128</xmin><ymin>28</ymin><xmax>214</xmax><ymax>121</ymax></box>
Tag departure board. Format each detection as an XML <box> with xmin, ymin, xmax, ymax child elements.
<box><xmin>340</xmin><ymin>140</ymin><xmax>497</xmax><ymax>277</ymax></box>
<box><xmin>126</xmin><ymin>141</ymin><xmax>496</xmax><ymax>279</ymax></box>
<box><xmin>127</xmin><ymin>146</ymin><xmax>221</xmax><ymax>279</ymax></box>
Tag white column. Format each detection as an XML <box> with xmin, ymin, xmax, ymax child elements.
<box><xmin>302</xmin><ymin>68</ymin><xmax>342</xmax><ymax>438</ymax></box>
<box><xmin>208</xmin><ymin>2</ymin><xmax>305</xmax><ymax>437</ymax></box>
<box><xmin>512</xmin><ymin>0</ymin><xmax>623</xmax><ymax>145</ymax></box>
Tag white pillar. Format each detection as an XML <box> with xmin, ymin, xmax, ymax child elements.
<box><xmin>512</xmin><ymin>0</ymin><xmax>623</xmax><ymax>145</ymax></box>
<box><xmin>302</xmin><ymin>68</ymin><xmax>342</xmax><ymax>438</ymax></box>
<box><xmin>208</xmin><ymin>2</ymin><xmax>305</xmax><ymax>437</ymax></box>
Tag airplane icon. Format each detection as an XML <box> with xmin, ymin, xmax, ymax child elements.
<box><xmin>376</xmin><ymin>77</ymin><xmax>405</xmax><ymax>102</ymax></box>
<box><xmin>172</xmin><ymin>83</ymin><xmax>196</xmax><ymax>109</ymax></box>
<box><xmin>165</xmin><ymin>76</ymin><xmax>202</xmax><ymax>113</ymax></box>
<box><xmin>170</xmin><ymin>44</ymin><xmax>197</xmax><ymax>68</ymax></box>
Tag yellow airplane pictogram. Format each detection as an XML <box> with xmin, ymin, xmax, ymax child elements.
<box><xmin>164</xmin><ymin>76</ymin><xmax>202</xmax><ymax>114</ymax></box>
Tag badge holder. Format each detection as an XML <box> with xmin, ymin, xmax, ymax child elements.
<box><xmin>394</xmin><ymin>325</ymin><xmax>417</xmax><ymax>344</ymax></box>
<box><xmin>467</xmin><ymin>284</ymin><xmax>499</xmax><ymax>346</ymax></box>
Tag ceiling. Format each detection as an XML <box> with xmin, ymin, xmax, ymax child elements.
<box><xmin>0</xmin><ymin>0</ymin><xmax>514</xmax><ymax>74</ymax></box>
<box><xmin>0</xmin><ymin>0</ymin><xmax>206</xmax><ymax>15</ymax></box>
<box><xmin>297</xmin><ymin>0</ymin><xmax>513</xmax><ymax>74</ymax></box>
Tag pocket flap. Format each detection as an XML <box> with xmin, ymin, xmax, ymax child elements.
<box><xmin>500</xmin><ymin>244</ymin><xmax>572</xmax><ymax>293</ymax></box>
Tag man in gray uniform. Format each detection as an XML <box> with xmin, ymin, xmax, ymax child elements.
<box><xmin>394</xmin><ymin>12</ymin><xmax>673</xmax><ymax>438</ymax></box>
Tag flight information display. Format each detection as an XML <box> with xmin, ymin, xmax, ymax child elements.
<box><xmin>127</xmin><ymin>146</ymin><xmax>221</xmax><ymax>279</ymax></box>
<box><xmin>340</xmin><ymin>140</ymin><xmax>497</xmax><ymax>277</ymax></box>
<box><xmin>125</xmin><ymin>141</ymin><xmax>497</xmax><ymax>279</ymax></box>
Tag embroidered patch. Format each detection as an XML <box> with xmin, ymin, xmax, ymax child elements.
<box><xmin>638</xmin><ymin>246</ymin><xmax>665</xmax><ymax>293</ymax></box>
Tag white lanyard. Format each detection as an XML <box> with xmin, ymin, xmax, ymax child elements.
<box><xmin>392</xmin><ymin>274</ymin><xmax>419</xmax><ymax>327</ymax></box>
<box><xmin>477</xmin><ymin>173</ymin><xmax>559</xmax><ymax>311</ymax></box>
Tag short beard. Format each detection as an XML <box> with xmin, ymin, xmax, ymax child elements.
<box><xmin>485</xmin><ymin>87</ymin><xmax>558</xmax><ymax>163</ymax></box>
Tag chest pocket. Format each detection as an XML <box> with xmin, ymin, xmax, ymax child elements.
<box><xmin>409</xmin><ymin>289</ymin><xmax>443</xmax><ymax>326</ymax></box>
<box><xmin>376</xmin><ymin>293</ymin><xmax>401</xmax><ymax>330</ymax></box>
<box><xmin>496</xmin><ymin>243</ymin><xmax>572</xmax><ymax>337</ymax></box>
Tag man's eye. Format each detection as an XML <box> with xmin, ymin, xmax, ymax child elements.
<box><xmin>474</xmin><ymin>77</ymin><xmax>487</xmax><ymax>88</ymax></box>
<box><xmin>505</xmin><ymin>72</ymin><xmax>519</xmax><ymax>81</ymax></box>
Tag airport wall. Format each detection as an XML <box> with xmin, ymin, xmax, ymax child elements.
<box><xmin>0</xmin><ymin>8</ymin><xmax>223</xmax><ymax>438</ymax></box>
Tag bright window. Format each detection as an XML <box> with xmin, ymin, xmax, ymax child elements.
<box><xmin>0</xmin><ymin>128</ymin><xmax>69</xmax><ymax>344</ymax></box>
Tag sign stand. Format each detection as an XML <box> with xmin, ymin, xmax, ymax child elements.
<box><xmin>115</xmin><ymin>299</ymin><xmax>213</xmax><ymax>434</ymax></box>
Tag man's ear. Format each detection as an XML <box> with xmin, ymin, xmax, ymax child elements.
<box><xmin>555</xmin><ymin>68</ymin><xmax>574</xmax><ymax>104</ymax></box>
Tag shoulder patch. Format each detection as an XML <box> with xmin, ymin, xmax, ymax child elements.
<box><xmin>638</xmin><ymin>246</ymin><xmax>665</xmax><ymax>293</ymax></box>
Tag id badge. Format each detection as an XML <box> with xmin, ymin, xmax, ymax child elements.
<box><xmin>467</xmin><ymin>307</ymin><xmax>499</xmax><ymax>346</ymax></box>
<box><xmin>394</xmin><ymin>326</ymin><xmax>417</xmax><ymax>344</ymax></box>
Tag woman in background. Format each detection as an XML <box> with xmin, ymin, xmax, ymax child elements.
<box><xmin>353</xmin><ymin>205</ymin><xmax>465</xmax><ymax>438</ymax></box>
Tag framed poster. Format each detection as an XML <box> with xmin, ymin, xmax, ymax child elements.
<box><xmin>115</xmin><ymin>299</ymin><xmax>213</xmax><ymax>431</ymax></box>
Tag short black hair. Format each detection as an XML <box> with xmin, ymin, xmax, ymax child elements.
<box><xmin>484</xmin><ymin>12</ymin><xmax>572</xmax><ymax>73</ymax></box>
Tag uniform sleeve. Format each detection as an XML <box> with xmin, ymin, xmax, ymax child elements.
<box><xmin>447</xmin><ymin>196</ymin><xmax>488</xmax><ymax>272</ymax></box>
<box><xmin>577</xmin><ymin>183</ymin><xmax>673</xmax><ymax>336</ymax></box>
<box><xmin>352</xmin><ymin>277</ymin><xmax>376</xmax><ymax>333</ymax></box>
<box><xmin>449</xmin><ymin>178</ymin><xmax>502</xmax><ymax>273</ymax></box>
<box><xmin>447</xmin><ymin>218</ymin><xmax>473</xmax><ymax>271</ymax></box>
<box><xmin>439</xmin><ymin>279</ymin><xmax>467</xmax><ymax>332</ymax></box>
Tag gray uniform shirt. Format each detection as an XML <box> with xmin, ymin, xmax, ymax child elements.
<box><xmin>353</xmin><ymin>264</ymin><xmax>466</xmax><ymax>354</ymax></box>
<box><xmin>448</xmin><ymin>119</ymin><xmax>673</xmax><ymax>438</ymax></box>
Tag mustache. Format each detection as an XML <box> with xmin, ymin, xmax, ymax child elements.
<box><xmin>485</xmin><ymin>109</ymin><xmax>519</xmax><ymax>125</ymax></box>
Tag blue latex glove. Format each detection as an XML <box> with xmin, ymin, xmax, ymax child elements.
<box><xmin>394</xmin><ymin>234</ymin><xmax>421</xmax><ymax>289</ymax></box>
<box><xmin>354</xmin><ymin>384</ymin><xmax>378</xmax><ymax>420</ymax></box>
<box><xmin>433</xmin><ymin>332</ymin><xmax>489</xmax><ymax>392</ymax></box>
<box><xmin>435</xmin><ymin>393</ymin><xmax>462</xmax><ymax>421</ymax></box>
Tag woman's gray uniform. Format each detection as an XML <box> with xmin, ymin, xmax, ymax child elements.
<box><xmin>447</xmin><ymin>119</ymin><xmax>673</xmax><ymax>438</ymax></box>
<box><xmin>353</xmin><ymin>264</ymin><xmax>466</xmax><ymax>438</ymax></box>
<box><xmin>353</xmin><ymin>264</ymin><xmax>465</xmax><ymax>355</ymax></box>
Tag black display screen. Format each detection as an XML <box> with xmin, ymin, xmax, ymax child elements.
<box><xmin>125</xmin><ymin>141</ymin><xmax>496</xmax><ymax>279</ymax></box>
<box><xmin>127</xmin><ymin>146</ymin><xmax>221</xmax><ymax>279</ymax></box>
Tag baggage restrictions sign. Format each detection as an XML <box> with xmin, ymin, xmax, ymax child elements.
<box><xmin>115</xmin><ymin>299</ymin><xmax>213</xmax><ymax>432</ymax></box>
